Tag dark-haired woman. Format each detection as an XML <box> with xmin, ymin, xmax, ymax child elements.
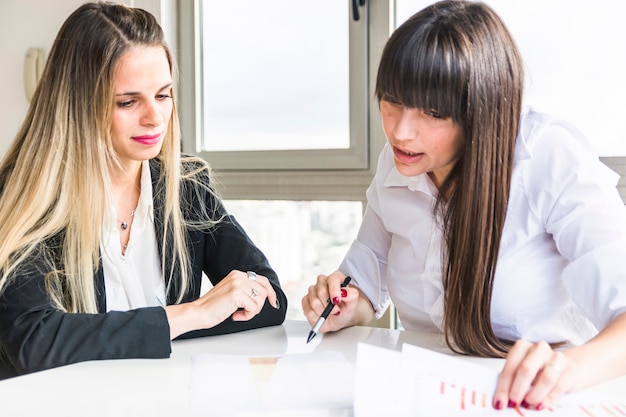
<box><xmin>302</xmin><ymin>0</ymin><xmax>626</xmax><ymax>411</ymax></box>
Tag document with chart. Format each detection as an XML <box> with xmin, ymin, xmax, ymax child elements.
<box><xmin>354</xmin><ymin>342</ymin><xmax>626</xmax><ymax>417</ymax></box>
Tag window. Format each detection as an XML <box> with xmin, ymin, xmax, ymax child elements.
<box><xmin>177</xmin><ymin>0</ymin><xmax>391</xmax><ymax>323</ymax></box>
<box><xmin>180</xmin><ymin>0</ymin><xmax>370</xmax><ymax>171</ymax></box>
<box><xmin>224</xmin><ymin>200</ymin><xmax>363</xmax><ymax>320</ymax></box>
<box><xmin>201</xmin><ymin>1</ymin><xmax>349</xmax><ymax>153</ymax></box>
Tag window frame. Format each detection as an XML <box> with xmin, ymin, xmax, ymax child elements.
<box><xmin>177</xmin><ymin>0</ymin><xmax>390</xmax><ymax>203</ymax></box>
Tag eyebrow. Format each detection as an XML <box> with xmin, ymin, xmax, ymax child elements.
<box><xmin>115</xmin><ymin>82</ymin><xmax>173</xmax><ymax>97</ymax></box>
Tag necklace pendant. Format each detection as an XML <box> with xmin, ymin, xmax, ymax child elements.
<box><xmin>121</xmin><ymin>221</ymin><xmax>128</xmax><ymax>230</ymax></box>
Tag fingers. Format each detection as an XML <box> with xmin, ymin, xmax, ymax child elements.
<box><xmin>301</xmin><ymin>272</ymin><xmax>351</xmax><ymax>332</ymax></box>
<box><xmin>494</xmin><ymin>340</ymin><xmax>577</xmax><ymax>411</ymax></box>
<box><xmin>250</xmin><ymin>272</ymin><xmax>279</xmax><ymax>310</ymax></box>
<box><xmin>526</xmin><ymin>353</ymin><xmax>571</xmax><ymax>408</ymax></box>
<box><xmin>302</xmin><ymin>277</ymin><xmax>332</xmax><ymax>326</ymax></box>
<box><xmin>200</xmin><ymin>270</ymin><xmax>278</xmax><ymax>323</ymax></box>
<box><xmin>232</xmin><ymin>270</ymin><xmax>279</xmax><ymax>319</ymax></box>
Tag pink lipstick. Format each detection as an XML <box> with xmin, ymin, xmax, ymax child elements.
<box><xmin>132</xmin><ymin>133</ymin><xmax>161</xmax><ymax>145</ymax></box>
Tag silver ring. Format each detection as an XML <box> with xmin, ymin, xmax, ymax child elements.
<box><xmin>251</xmin><ymin>288</ymin><xmax>259</xmax><ymax>298</ymax></box>
<box><xmin>546</xmin><ymin>362</ymin><xmax>563</xmax><ymax>373</ymax></box>
<box><xmin>247</xmin><ymin>271</ymin><xmax>257</xmax><ymax>281</ymax></box>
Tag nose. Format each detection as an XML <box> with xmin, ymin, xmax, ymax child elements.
<box><xmin>140</xmin><ymin>100</ymin><xmax>164</xmax><ymax>127</ymax></box>
<box><xmin>393</xmin><ymin>108</ymin><xmax>418</xmax><ymax>141</ymax></box>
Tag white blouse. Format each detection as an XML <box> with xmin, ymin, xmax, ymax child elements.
<box><xmin>340</xmin><ymin>107</ymin><xmax>626</xmax><ymax>345</ymax></box>
<box><xmin>101</xmin><ymin>161</ymin><xmax>165</xmax><ymax>311</ymax></box>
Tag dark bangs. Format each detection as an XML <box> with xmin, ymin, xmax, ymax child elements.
<box><xmin>375</xmin><ymin>13</ymin><xmax>469</xmax><ymax>124</ymax></box>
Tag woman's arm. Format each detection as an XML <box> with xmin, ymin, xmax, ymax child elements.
<box><xmin>165</xmin><ymin>268</ymin><xmax>283</xmax><ymax>340</ymax></box>
<box><xmin>494</xmin><ymin>312</ymin><xmax>626</xmax><ymax>410</ymax></box>
<box><xmin>493</xmin><ymin>119</ymin><xmax>626</xmax><ymax>410</ymax></box>
<box><xmin>168</xmin><ymin>165</ymin><xmax>287</xmax><ymax>338</ymax></box>
<box><xmin>0</xmin><ymin>264</ymin><xmax>171</xmax><ymax>376</ymax></box>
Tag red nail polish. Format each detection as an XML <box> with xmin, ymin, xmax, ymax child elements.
<box><xmin>536</xmin><ymin>403</ymin><xmax>544</xmax><ymax>411</ymax></box>
<box><xmin>333</xmin><ymin>310</ymin><xmax>341</xmax><ymax>316</ymax></box>
<box><xmin>332</xmin><ymin>297</ymin><xmax>340</xmax><ymax>305</ymax></box>
<box><xmin>521</xmin><ymin>400</ymin><xmax>530</xmax><ymax>409</ymax></box>
<box><xmin>508</xmin><ymin>400</ymin><xmax>517</xmax><ymax>408</ymax></box>
<box><xmin>341</xmin><ymin>289</ymin><xmax>347</xmax><ymax>297</ymax></box>
<box><xmin>493</xmin><ymin>400</ymin><xmax>502</xmax><ymax>410</ymax></box>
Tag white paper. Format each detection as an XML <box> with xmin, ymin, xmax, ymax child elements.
<box><xmin>355</xmin><ymin>342</ymin><xmax>626</xmax><ymax>417</ymax></box>
<box><xmin>190</xmin><ymin>351</ymin><xmax>354</xmax><ymax>414</ymax></box>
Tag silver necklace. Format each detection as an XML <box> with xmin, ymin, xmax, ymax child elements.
<box><xmin>118</xmin><ymin>210</ymin><xmax>136</xmax><ymax>231</ymax></box>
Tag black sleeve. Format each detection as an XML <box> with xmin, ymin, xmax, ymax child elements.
<box><xmin>175</xmin><ymin>171</ymin><xmax>288</xmax><ymax>339</ymax></box>
<box><xmin>0</xmin><ymin>261</ymin><xmax>171</xmax><ymax>377</ymax></box>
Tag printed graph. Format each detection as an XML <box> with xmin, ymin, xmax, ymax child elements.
<box><xmin>431</xmin><ymin>379</ymin><xmax>626</xmax><ymax>416</ymax></box>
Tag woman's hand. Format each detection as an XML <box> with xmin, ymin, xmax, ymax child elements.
<box><xmin>493</xmin><ymin>313</ymin><xmax>626</xmax><ymax>411</ymax></box>
<box><xmin>493</xmin><ymin>340</ymin><xmax>580</xmax><ymax>411</ymax></box>
<box><xmin>165</xmin><ymin>270</ymin><xmax>278</xmax><ymax>339</ymax></box>
<box><xmin>301</xmin><ymin>271</ymin><xmax>373</xmax><ymax>334</ymax></box>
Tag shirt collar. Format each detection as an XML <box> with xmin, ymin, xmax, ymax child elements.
<box><xmin>383</xmin><ymin>165</ymin><xmax>438</xmax><ymax>196</ymax></box>
<box><xmin>135</xmin><ymin>160</ymin><xmax>155</xmax><ymax>224</ymax></box>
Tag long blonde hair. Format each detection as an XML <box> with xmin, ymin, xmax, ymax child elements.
<box><xmin>0</xmin><ymin>2</ymin><xmax>200</xmax><ymax>313</ymax></box>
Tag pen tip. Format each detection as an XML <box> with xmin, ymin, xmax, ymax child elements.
<box><xmin>306</xmin><ymin>331</ymin><xmax>315</xmax><ymax>344</ymax></box>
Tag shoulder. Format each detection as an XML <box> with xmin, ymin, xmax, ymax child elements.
<box><xmin>512</xmin><ymin>107</ymin><xmax>620</xmax><ymax>218</ymax></box>
<box><xmin>149</xmin><ymin>154</ymin><xmax>214</xmax><ymax>186</ymax></box>
<box><xmin>149</xmin><ymin>154</ymin><xmax>211</xmax><ymax>173</ymax></box>
<box><xmin>515</xmin><ymin>107</ymin><xmax>599</xmax><ymax>166</ymax></box>
<box><xmin>514</xmin><ymin>107</ymin><xmax>617</xmax><ymax>185</ymax></box>
<box><xmin>180</xmin><ymin>154</ymin><xmax>212</xmax><ymax>175</ymax></box>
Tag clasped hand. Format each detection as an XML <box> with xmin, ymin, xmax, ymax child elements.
<box><xmin>194</xmin><ymin>270</ymin><xmax>279</xmax><ymax>327</ymax></box>
<box><xmin>165</xmin><ymin>270</ymin><xmax>279</xmax><ymax>339</ymax></box>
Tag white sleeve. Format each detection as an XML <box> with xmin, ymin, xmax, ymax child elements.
<box><xmin>339</xmin><ymin>199</ymin><xmax>392</xmax><ymax>319</ymax></box>
<box><xmin>524</xmin><ymin>120</ymin><xmax>626</xmax><ymax>329</ymax></box>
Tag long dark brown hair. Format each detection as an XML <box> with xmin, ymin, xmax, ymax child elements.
<box><xmin>375</xmin><ymin>0</ymin><xmax>524</xmax><ymax>357</ymax></box>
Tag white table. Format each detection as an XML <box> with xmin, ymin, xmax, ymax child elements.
<box><xmin>0</xmin><ymin>320</ymin><xmax>624</xmax><ymax>416</ymax></box>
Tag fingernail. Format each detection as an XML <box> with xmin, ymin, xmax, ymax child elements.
<box><xmin>274</xmin><ymin>299</ymin><xmax>280</xmax><ymax>309</ymax></box>
<box><xmin>508</xmin><ymin>400</ymin><xmax>517</xmax><ymax>408</ymax></box>
<box><xmin>332</xmin><ymin>297</ymin><xmax>340</xmax><ymax>305</ymax></box>
<box><xmin>493</xmin><ymin>400</ymin><xmax>502</xmax><ymax>410</ymax></box>
<box><xmin>333</xmin><ymin>310</ymin><xmax>341</xmax><ymax>316</ymax></box>
<box><xmin>535</xmin><ymin>403</ymin><xmax>544</xmax><ymax>411</ymax></box>
<box><xmin>341</xmin><ymin>288</ymin><xmax>347</xmax><ymax>298</ymax></box>
<box><xmin>521</xmin><ymin>400</ymin><xmax>530</xmax><ymax>409</ymax></box>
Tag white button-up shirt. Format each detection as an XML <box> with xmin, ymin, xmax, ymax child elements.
<box><xmin>101</xmin><ymin>161</ymin><xmax>165</xmax><ymax>311</ymax></box>
<box><xmin>340</xmin><ymin>107</ymin><xmax>626</xmax><ymax>345</ymax></box>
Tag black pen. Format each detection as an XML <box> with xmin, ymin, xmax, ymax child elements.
<box><xmin>306</xmin><ymin>276</ymin><xmax>352</xmax><ymax>343</ymax></box>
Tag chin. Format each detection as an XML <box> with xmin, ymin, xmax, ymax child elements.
<box><xmin>141</xmin><ymin>146</ymin><xmax>165</xmax><ymax>161</ymax></box>
<box><xmin>395</xmin><ymin>163</ymin><xmax>423</xmax><ymax>177</ymax></box>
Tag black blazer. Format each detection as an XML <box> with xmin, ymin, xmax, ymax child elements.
<box><xmin>0</xmin><ymin>158</ymin><xmax>287</xmax><ymax>378</ymax></box>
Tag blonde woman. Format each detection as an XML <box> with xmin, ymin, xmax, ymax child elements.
<box><xmin>0</xmin><ymin>2</ymin><xmax>286</xmax><ymax>379</ymax></box>
<box><xmin>303</xmin><ymin>0</ymin><xmax>626</xmax><ymax>411</ymax></box>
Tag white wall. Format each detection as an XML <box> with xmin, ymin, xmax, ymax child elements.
<box><xmin>0</xmin><ymin>0</ymin><xmax>88</xmax><ymax>155</ymax></box>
